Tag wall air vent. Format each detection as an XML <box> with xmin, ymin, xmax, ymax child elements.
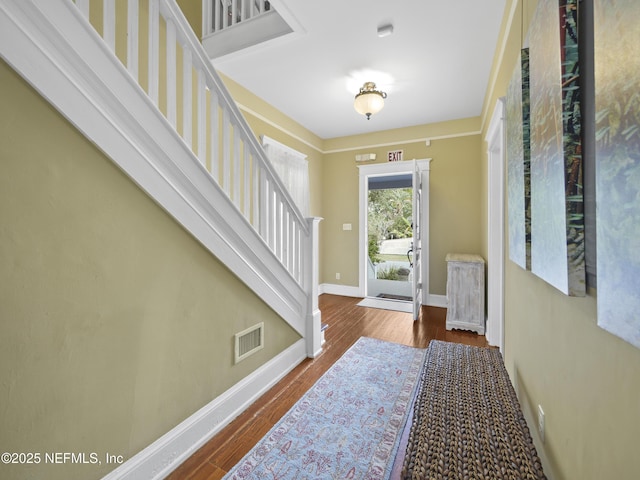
<box><xmin>234</xmin><ymin>322</ymin><xmax>264</xmax><ymax>363</ymax></box>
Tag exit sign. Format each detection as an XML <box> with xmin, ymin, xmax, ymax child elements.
<box><xmin>387</xmin><ymin>150</ymin><xmax>403</xmax><ymax>162</ymax></box>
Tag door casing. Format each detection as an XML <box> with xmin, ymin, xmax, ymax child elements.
<box><xmin>486</xmin><ymin>98</ymin><xmax>506</xmax><ymax>352</ymax></box>
<box><xmin>358</xmin><ymin>159</ymin><xmax>431</xmax><ymax>308</ymax></box>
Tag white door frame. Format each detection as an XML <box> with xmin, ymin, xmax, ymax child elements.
<box><xmin>412</xmin><ymin>160</ymin><xmax>424</xmax><ymax>320</ymax></box>
<box><xmin>358</xmin><ymin>159</ymin><xmax>431</xmax><ymax>303</ymax></box>
<box><xmin>486</xmin><ymin>98</ymin><xmax>506</xmax><ymax>352</ymax></box>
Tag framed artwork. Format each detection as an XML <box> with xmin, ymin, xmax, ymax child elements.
<box><xmin>594</xmin><ymin>0</ymin><xmax>640</xmax><ymax>348</ymax></box>
<box><xmin>528</xmin><ymin>0</ymin><xmax>585</xmax><ymax>296</ymax></box>
<box><xmin>506</xmin><ymin>48</ymin><xmax>531</xmax><ymax>270</ymax></box>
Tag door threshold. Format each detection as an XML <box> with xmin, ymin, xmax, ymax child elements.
<box><xmin>357</xmin><ymin>297</ymin><xmax>413</xmax><ymax>313</ymax></box>
<box><xmin>376</xmin><ymin>294</ymin><xmax>412</xmax><ymax>302</ymax></box>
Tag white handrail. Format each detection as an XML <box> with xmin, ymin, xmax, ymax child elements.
<box><xmin>1</xmin><ymin>0</ymin><xmax>321</xmax><ymax>358</ymax></box>
<box><xmin>158</xmin><ymin>0</ymin><xmax>307</xmax><ymax>226</ymax></box>
<box><xmin>72</xmin><ymin>0</ymin><xmax>310</xmax><ymax>286</ymax></box>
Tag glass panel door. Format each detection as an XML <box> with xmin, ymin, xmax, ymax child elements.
<box><xmin>412</xmin><ymin>160</ymin><xmax>423</xmax><ymax>321</ymax></box>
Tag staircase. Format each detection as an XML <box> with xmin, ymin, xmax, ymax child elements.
<box><xmin>0</xmin><ymin>0</ymin><xmax>321</xmax><ymax>362</ymax></box>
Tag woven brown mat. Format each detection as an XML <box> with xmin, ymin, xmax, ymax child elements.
<box><xmin>401</xmin><ymin>341</ymin><xmax>546</xmax><ymax>480</ymax></box>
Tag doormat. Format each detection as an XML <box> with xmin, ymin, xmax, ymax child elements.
<box><xmin>377</xmin><ymin>293</ymin><xmax>412</xmax><ymax>301</ymax></box>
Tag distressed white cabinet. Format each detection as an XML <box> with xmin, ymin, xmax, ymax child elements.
<box><xmin>445</xmin><ymin>253</ymin><xmax>485</xmax><ymax>334</ymax></box>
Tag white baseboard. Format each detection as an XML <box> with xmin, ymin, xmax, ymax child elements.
<box><xmin>427</xmin><ymin>294</ymin><xmax>448</xmax><ymax>308</ymax></box>
<box><xmin>106</xmin><ymin>292</ymin><xmax>446</xmax><ymax>480</ymax></box>
<box><xmin>320</xmin><ymin>283</ymin><xmax>363</xmax><ymax>297</ymax></box>
<box><xmin>320</xmin><ymin>285</ymin><xmax>448</xmax><ymax>310</ymax></box>
<box><xmin>101</xmin><ymin>339</ymin><xmax>307</xmax><ymax>480</ymax></box>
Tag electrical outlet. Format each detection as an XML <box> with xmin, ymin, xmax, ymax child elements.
<box><xmin>537</xmin><ymin>404</ymin><xmax>545</xmax><ymax>443</ymax></box>
<box><xmin>336</xmin><ymin>272</ymin><xmax>341</xmax><ymax>280</ymax></box>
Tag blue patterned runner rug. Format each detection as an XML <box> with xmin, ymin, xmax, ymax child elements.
<box><xmin>223</xmin><ymin>337</ymin><xmax>427</xmax><ymax>480</ymax></box>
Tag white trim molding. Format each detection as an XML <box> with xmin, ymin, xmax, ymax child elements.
<box><xmin>323</xmin><ymin>131</ymin><xmax>480</xmax><ymax>154</ymax></box>
<box><xmin>427</xmin><ymin>294</ymin><xmax>448</xmax><ymax>309</ymax></box>
<box><xmin>319</xmin><ymin>286</ymin><xmax>447</xmax><ymax>309</ymax></box>
<box><xmin>235</xmin><ymin>102</ymin><xmax>324</xmax><ymax>154</ymax></box>
<box><xmin>101</xmin><ymin>339</ymin><xmax>307</xmax><ymax>480</ymax></box>
<box><xmin>485</xmin><ymin>97</ymin><xmax>506</xmax><ymax>352</ymax></box>
<box><xmin>0</xmin><ymin>0</ymin><xmax>308</xmax><ymax>336</ymax></box>
<box><xmin>358</xmin><ymin>160</ymin><xmax>432</xmax><ymax>303</ymax></box>
<box><xmin>237</xmin><ymin>101</ymin><xmax>483</xmax><ymax>157</ymax></box>
<box><xmin>320</xmin><ymin>283</ymin><xmax>363</xmax><ymax>298</ymax></box>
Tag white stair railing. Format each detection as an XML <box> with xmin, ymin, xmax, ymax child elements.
<box><xmin>77</xmin><ymin>0</ymin><xmax>309</xmax><ymax>285</ymax></box>
<box><xmin>0</xmin><ymin>0</ymin><xmax>321</xmax><ymax>356</ymax></box>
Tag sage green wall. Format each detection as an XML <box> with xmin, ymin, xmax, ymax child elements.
<box><xmin>321</xmin><ymin>127</ymin><xmax>483</xmax><ymax>295</ymax></box>
<box><xmin>427</xmin><ymin>135</ymin><xmax>483</xmax><ymax>294</ymax></box>
<box><xmin>178</xmin><ymin>1</ymin><xmax>640</xmax><ymax>477</ymax></box>
<box><xmin>176</xmin><ymin>0</ymin><xmax>202</xmax><ymax>39</ymax></box>
<box><xmin>481</xmin><ymin>1</ymin><xmax>640</xmax><ymax>478</ymax></box>
<box><xmin>0</xmin><ymin>59</ymin><xmax>299</xmax><ymax>480</ymax></box>
<box><xmin>214</xmin><ymin>72</ymin><xmax>486</xmax><ymax>296</ymax></box>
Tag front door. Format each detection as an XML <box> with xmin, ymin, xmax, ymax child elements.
<box><xmin>412</xmin><ymin>160</ymin><xmax>423</xmax><ymax>321</ymax></box>
<box><xmin>358</xmin><ymin>160</ymin><xmax>431</xmax><ymax>314</ymax></box>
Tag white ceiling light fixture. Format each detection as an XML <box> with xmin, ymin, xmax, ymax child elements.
<box><xmin>354</xmin><ymin>82</ymin><xmax>387</xmax><ymax>120</ymax></box>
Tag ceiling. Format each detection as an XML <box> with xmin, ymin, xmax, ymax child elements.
<box><xmin>211</xmin><ymin>0</ymin><xmax>507</xmax><ymax>140</ymax></box>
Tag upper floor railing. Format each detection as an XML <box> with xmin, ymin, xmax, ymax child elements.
<box><xmin>206</xmin><ymin>0</ymin><xmax>271</xmax><ymax>34</ymax></box>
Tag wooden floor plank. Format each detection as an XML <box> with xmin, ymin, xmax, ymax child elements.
<box><xmin>166</xmin><ymin>294</ymin><xmax>489</xmax><ymax>479</ymax></box>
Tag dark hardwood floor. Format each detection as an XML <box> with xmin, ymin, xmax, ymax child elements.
<box><xmin>166</xmin><ymin>294</ymin><xmax>489</xmax><ymax>480</ymax></box>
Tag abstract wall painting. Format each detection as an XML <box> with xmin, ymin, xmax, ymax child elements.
<box><xmin>506</xmin><ymin>48</ymin><xmax>531</xmax><ymax>271</ymax></box>
<box><xmin>594</xmin><ymin>0</ymin><xmax>640</xmax><ymax>348</ymax></box>
<box><xmin>528</xmin><ymin>0</ymin><xmax>585</xmax><ymax>296</ymax></box>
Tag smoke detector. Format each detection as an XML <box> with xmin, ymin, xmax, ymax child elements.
<box><xmin>377</xmin><ymin>24</ymin><xmax>394</xmax><ymax>38</ymax></box>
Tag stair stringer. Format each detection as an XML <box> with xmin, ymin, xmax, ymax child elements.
<box><xmin>0</xmin><ymin>0</ymin><xmax>307</xmax><ymax>336</ymax></box>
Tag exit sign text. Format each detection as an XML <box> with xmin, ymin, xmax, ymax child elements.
<box><xmin>387</xmin><ymin>150</ymin><xmax>403</xmax><ymax>162</ymax></box>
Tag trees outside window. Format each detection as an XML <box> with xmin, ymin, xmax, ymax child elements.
<box><xmin>368</xmin><ymin>187</ymin><xmax>413</xmax><ymax>248</ymax></box>
<box><xmin>368</xmin><ymin>187</ymin><xmax>413</xmax><ymax>282</ymax></box>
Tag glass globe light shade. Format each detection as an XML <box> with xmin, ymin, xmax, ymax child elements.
<box><xmin>354</xmin><ymin>82</ymin><xmax>387</xmax><ymax>120</ymax></box>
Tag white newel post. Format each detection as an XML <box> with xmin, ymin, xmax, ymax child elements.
<box><xmin>305</xmin><ymin>217</ymin><xmax>323</xmax><ymax>358</ymax></box>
